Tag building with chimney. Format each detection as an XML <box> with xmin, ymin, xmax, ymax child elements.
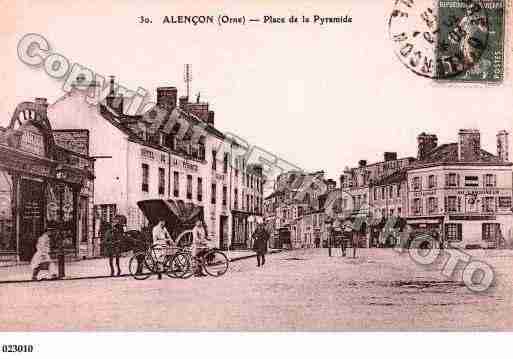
<box><xmin>339</xmin><ymin>153</ymin><xmax>416</xmax><ymax>246</ymax></box>
<box><xmin>406</xmin><ymin>129</ymin><xmax>513</xmax><ymax>248</ymax></box>
<box><xmin>48</xmin><ymin>75</ymin><xmax>266</xmax><ymax>249</ymax></box>
<box><xmin>264</xmin><ymin>171</ymin><xmax>332</xmax><ymax>249</ymax></box>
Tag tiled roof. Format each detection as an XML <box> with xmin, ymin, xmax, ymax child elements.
<box><xmin>417</xmin><ymin>143</ymin><xmax>506</xmax><ymax>165</ymax></box>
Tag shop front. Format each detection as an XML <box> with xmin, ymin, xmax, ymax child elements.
<box><xmin>0</xmin><ymin>100</ymin><xmax>94</xmax><ymax>263</ymax></box>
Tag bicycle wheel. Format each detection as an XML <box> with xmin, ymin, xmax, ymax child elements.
<box><xmin>129</xmin><ymin>252</ymin><xmax>152</xmax><ymax>280</ymax></box>
<box><xmin>165</xmin><ymin>252</ymin><xmax>191</xmax><ymax>278</ymax></box>
<box><xmin>202</xmin><ymin>250</ymin><xmax>229</xmax><ymax>277</ymax></box>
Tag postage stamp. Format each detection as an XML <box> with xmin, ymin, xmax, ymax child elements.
<box><xmin>388</xmin><ymin>0</ymin><xmax>505</xmax><ymax>82</ymax></box>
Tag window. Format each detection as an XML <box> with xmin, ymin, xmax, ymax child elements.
<box><xmin>412</xmin><ymin>176</ymin><xmax>422</xmax><ymax>191</ymax></box>
<box><xmin>234</xmin><ymin>188</ymin><xmax>238</xmax><ymax>209</ymax></box>
<box><xmin>246</xmin><ymin>194</ymin><xmax>250</xmax><ymax>211</ymax></box>
<box><xmin>412</xmin><ymin>198</ymin><xmax>422</xmax><ymax>215</ymax></box>
<box><xmin>212</xmin><ymin>150</ymin><xmax>217</xmax><ymax>170</ymax></box>
<box><xmin>484</xmin><ymin>174</ymin><xmax>496</xmax><ymax>187</ymax></box>
<box><xmin>482</xmin><ymin>223</ymin><xmax>500</xmax><ymax>243</ymax></box>
<box><xmin>464</xmin><ymin>176</ymin><xmax>479</xmax><ymax>187</ymax></box>
<box><xmin>483</xmin><ymin>197</ymin><xmax>495</xmax><ymax>213</ymax></box>
<box><xmin>389</xmin><ymin>186</ymin><xmax>393</xmax><ymax>199</ymax></box>
<box><xmin>197</xmin><ymin>178</ymin><xmax>203</xmax><ymax>202</ymax></box>
<box><xmin>142</xmin><ymin>164</ymin><xmax>149</xmax><ymax>192</ymax></box>
<box><xmin>222</xmin><ymin>186</ymin><xmax>227</xmax><ymax>206</ymax></box>
<box><xmin>186</xmin><ymin>175</ymin><xmax>193</xmax><ymax>200</ymax></box>
<box><xmin>446</xmin><ymin>196</ymin><xmax>457</xmax><ymax>212</ymax></box>
<box><xmin>381</xmin><ymin>187</ymin><xmax>385</xmax><ymax>200</ymax></box>
<box><xmin>446</xmin><ymin>173</ymin><xmax>458</xmax><ymax>187</ymax></box>
<box><xmin>211</xmin><ymin>183</ymin><xmax>216</xmax><ymax>204</ymax></box>
<box><xmin>173</xmin><ymin>171</ymin><xmax>179</xmax><ymax>197</ymax></box>
<box><xmin>198</xmin><ymin>140</ymin><xmax>205</xmax><ymax>160</ymax></box>
<box><xmin>427</xmin><ymin>197</ymin><xmax>438</xmax><ymax>214</ymax></box>
<box><xmin>428</xmin><ymin>175</ymin><xmax>436</xmax><ymax>189</ymax></box>
<box><xmin>223</xmin><ymin>153</ymin><xmax>228</xmax><ymax>174</ymax></box>
<box><xmin>397</xmin><ymin>207</ymin><xmax>402</xmax><ymax>216</ymax></box>
<box><xmin>158</xmin><ymin>168</ymin><xmax>165</xmax><ymax>195</ymax></box>
<box><xmin>445</xmin><ymin>223</ymin><xmax>462</xmax><ymax>242</ymax></box>
<box><xmin>0</xmin><ymin>171</ymin><xmax>14</xmax><ymax>252</ymax></box>
<box><xmin>374</xmin><ymin>187</ymin><xmax>378</xmax><ymax>201</ymax></box>
<box><xmin>397</xmin><ymin>183</ymin><xmax>401</xmax><ymax>198</ymax></box>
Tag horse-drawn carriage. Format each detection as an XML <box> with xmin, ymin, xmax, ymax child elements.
<box><xmin>127</xmin><ymin>199</ymin><xmax>229</xmax><ymax>280</ymax></box>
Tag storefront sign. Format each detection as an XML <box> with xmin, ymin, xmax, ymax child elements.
<box><xmin>449</xmin><ymin>214</ymin><xmax>496</xmax><ymax>221</ymax></box>
<box><xmin>53</xmin><ymin>130</ymin><xmax>89</xmax><ymax>156</ymax></box>
<box><xmin>457</xmin><ymin>189</ymin><xmax>501</xmax><ymax>196</ymax></box>
<box><xmin>413</xmin><ymin>190</ymin><xmax>436</xmax><ymax>197</ymax></box>
<box><xmin>19</xmin><ymin>126</ymin><xmax>45</xmax><ymax>156</ymax></box>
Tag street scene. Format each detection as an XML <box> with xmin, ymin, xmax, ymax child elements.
<box><xmin>2</xmin><ymin>248</ymin><xmax>513</xmax><ymax>330</ymax></box>
<box><xmin>1</xmin><ymin>1</ymin><xmax>513</xmax><ymax>347</ymax></box>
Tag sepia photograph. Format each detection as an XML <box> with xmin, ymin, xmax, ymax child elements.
<box><xmin>0</xmin><ymin>0</ymin><xmax>512</xmax><ymax>356</ymax></box>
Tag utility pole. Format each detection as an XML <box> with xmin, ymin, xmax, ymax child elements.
<box><xmin>184</xmin><ymin>64</ymin><xmax>192</xmax><ymax>99</ymax></box>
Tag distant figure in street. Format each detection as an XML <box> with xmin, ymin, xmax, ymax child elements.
<box><xmin>103</xmin><ymin>217</ymin><xmax>125</xmax><ymax>276</ymax></box>
<box><xmin>315</xmin><ymin>237</ymin><xmax>320</xmax><ymax>248</ymax></box>
<box><xmin>339</xmin><ymin>234</ymin><xmax>347</xmax><ymax>257</ymax></box>
<box><xmin>31</xmin><ymin>230</ymin><xmax>56</xmax><ymax>280</ymax></box>
<box><xmin>252</xmin><ymin>222</ymin><xmax>270</xmax><ymax>267</ymax></box>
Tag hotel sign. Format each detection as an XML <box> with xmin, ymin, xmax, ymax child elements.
<box><xmin>171</xmin><ymin>156</ymin><xmax>199</xmax><ymax>173</ymax></box>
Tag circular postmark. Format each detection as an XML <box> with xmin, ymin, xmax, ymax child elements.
<box><xmin>388</xmin><ymin>0</ymin><xmax>489</xmax><ymax>79</ymax></box>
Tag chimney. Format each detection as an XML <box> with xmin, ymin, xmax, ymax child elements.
<box><xmin>109</xmin><ymin>75</ymin><xmax>115</xmax><ymax>96</ymax></box>
<box><xmin>358</xmin><ymin>159</ymin><xmax>367</xmax><ymax>167</ymax></box>
<box><xmin>156</xmin><ymin>87</ymin><xmax>178</xmax><ymax>110</ymax></box>
<box><xmin>458</xmin><ymin>129</ymin><xmax>480</xmax><ymax>161</ymax></box>
<box><xmin>34</xmin><ymin>97</ymin><xmax>48</xmax><ymax>113</ymax></box>
<box><xmin>339</xmin><ymin>175</ymin><xmax>347</xmax><ymax>188</ymax></box>
<box><xmin>497</xmin><ymin>130</ymin><xmax>509</xmax><ymax>162</ymax></box>
<box><xmin>106</xmin><ymin>76</ymin><xmax>124</xmax><ymax>114</ymax></box>
<box><xmin>207</xmin><ymin>111</ymin><xmax>215</xmax><ymax>126</ymax></box>
<box><xmin>384</xmin><ymin>152</ymin><xmax>397</xmax><ymax>162</ymax></box>
<box><xmin>326</xmin><ymin>179</ymin><xmax>336</xmax><ymax>191</ymax></box>
<box><xmin>179</xmin><ymin>96</ymin><xmax>188</xmax><ymax>109</ymax></box>
<box><xmin>417</xmin><ymin>132</ymin><xmax>438</xmax><ymax>160</ymax></box>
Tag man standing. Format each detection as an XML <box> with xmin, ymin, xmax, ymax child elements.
<box><xmin>252</xmin><ymin>221</ymin><xmax>270</xmax><ymax>267</ymax></box>
<box><xmin>103</xmin><ymin>217</ymin><xmax>125</xmax><ymax>277</ymax></box>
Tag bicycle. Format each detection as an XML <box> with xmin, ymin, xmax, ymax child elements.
<box><xmin>128</xmin><ymin>230</ymin><xmax>193</xmax><ymax>280</ymax></box>
<box><xmin>168</xmin><ymin>245</ymin><xmax>229</xmax><ymax>279</ymax></box>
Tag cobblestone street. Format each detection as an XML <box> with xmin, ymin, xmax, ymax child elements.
<box><xmin>1</xmin><ymin>248</ymin><xmax>512</xmax><ymax>331</ymax></box>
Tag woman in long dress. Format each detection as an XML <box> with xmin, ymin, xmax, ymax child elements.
<box><xmin>31</xmin><ymin>231</ymin><xmax>55</xmax><ymax>280</ymax></box>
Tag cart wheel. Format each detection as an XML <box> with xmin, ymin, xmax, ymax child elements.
<box><xmin>165</xmin><ymin>253</ymin><xmax>191</xmax><ymax>279</ymax></box>
<box><xmin>203</xmin><ymin>250</ymin><xmax>229</xmax><ymax>277</ymax></box>
<box><xmin>129</xmin><ymin>252</ymin><xmax>152</xmax><ymax>280</ymax></box>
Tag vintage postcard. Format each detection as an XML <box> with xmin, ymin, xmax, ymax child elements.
<box><xmin>1</xmin><ymin>0</ymin><xmax>513</xmax><ymax>354</ymax></box>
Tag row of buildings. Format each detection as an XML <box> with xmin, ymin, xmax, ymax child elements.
<box><xmin>0</xmin><ymin>75</ymin><xmax>265</xmax><ymax>263</ymax></box>
<box><xmin>264</xmin><ymin>129</ymin><xmax>513</xmax><ymax>250</ymax></box>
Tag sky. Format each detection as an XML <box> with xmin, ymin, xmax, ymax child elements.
<box><xmin>1</xmin><ymin>0</ymin><xmax>512</xmax><ymax>182</ymax></box>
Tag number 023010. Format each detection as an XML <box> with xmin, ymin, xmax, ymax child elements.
<box><xmin>2</xmin><ymin>344</ymin><xmax>34</xmax><ymax>353</ymax></box>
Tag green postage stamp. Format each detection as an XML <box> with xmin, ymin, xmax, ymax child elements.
<box><xmin>389</xmin><ymin>0</ymin><xmax>505</xmax><ymax>82</ymax></box>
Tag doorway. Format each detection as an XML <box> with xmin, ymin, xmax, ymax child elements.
<box><xmin>219</xmin><ymin>215</ymin><xmax>228</xmax><ymax>250</ymax></box>
<box><xmin>19</xmin><ymin>179</ymin><xmax>44</xmax><ymax>261</ymax></box>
